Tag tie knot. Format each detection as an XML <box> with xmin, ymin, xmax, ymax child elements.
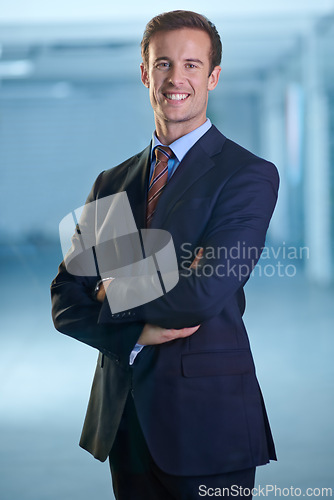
<box><xmin>155</xmin><ymin>146</ymin><xmax>173</xmax><ymax>164</ymax></box>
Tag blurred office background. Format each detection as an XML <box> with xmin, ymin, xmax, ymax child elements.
<box><xmin>0</xmin><ymin>1</ymin><xmax>333</xmax><ymax>499</ymax></box>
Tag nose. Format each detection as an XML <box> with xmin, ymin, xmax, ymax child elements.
<box><xmin>168</xmin><ymin>64</ymin><xmax>185</xmax><ymax>86</ymax></box>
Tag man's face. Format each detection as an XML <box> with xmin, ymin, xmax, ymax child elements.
<box><xmin>141</xmin><ymin>28</ymin><xmax>221</xmax><ymax>135</ymax></box>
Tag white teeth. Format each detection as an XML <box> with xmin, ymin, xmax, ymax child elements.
<box><xmin>165</xmin><ymin>93</ymin><xmax>188</xmax><ymax>100</ymax></box>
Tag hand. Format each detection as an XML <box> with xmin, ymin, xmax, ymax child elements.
<box><xmin>96</xmin><ymin>278</ymin><xmax>114</xmax><ymax>303</ymax></box>
<box><xmin>137</xmin><ymin>323</ymin><xmax>200</xmax><ymax>345</ymax></box>
<box><xmin>191</xmin><ymin>247</ymin><xmax>203</xmax><ymax>268</ymax></box>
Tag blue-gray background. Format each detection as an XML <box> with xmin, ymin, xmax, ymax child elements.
<box><xmin>0</xmin><ymin>1</ymin><xmax>333</xmax><ymax>498</ymax></box>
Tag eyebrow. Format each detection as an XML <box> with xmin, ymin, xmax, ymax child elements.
<box><xmin>185</xmin><ymin>58</ymin><xmax>204</xmax><ymax>65</ymax></box>
<box><xmin>153</xmin><ymin>57</ymin><xmax>204</xmax><ymax>66</ymax></box>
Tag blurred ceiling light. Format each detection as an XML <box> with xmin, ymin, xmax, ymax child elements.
<box><xmin>0</xmin><ymin>60</ymin><xmax>34</xmax><ymax>78</ymax></box>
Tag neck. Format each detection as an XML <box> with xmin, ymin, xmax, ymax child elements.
<box><xmin>155</xmin><ymin>117</ymin><xmax>207</xmax><ymax>145</ymax></box>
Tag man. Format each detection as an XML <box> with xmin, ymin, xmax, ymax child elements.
<box><xmin>51</xmin><ymin>10</ymin><xmax>279</xmax><ymax>499</ymax></box>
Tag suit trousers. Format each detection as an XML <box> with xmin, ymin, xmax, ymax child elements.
<box><xmin>109</xmin><ymin>394</ymin><xmax>256</xmax><ymax>500</ymax></box>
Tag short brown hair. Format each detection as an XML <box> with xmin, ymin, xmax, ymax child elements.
<box><xmin>141</xmin><ymin>10</ymin><xmax>222</xmax><ymax>75</ymax></box>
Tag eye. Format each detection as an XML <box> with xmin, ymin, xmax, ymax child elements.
<box><xmin>185</xmin><ymin>63</ymin><xmax>197</xmax><ymax>69</ymax></box>
<box><xmin>156</xmin><ymin>62</ymin><xmax>170</xmax><ymax>69</ymax></box>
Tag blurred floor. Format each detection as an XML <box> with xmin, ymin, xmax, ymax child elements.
<box><xmin>0</xmin><ymin>244</ymin><xmax>113</xmax><ymax>500</ymax></box>
<box><xmin>0</xmin><ymin>244</ymin><xmax>333</xmax><ymax>499</ymax></box>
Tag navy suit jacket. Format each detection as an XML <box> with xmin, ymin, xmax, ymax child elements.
<box><xmin>51</xmin><ymin>125</ymin><xmax>279</xmax><ymax>476</ymax></box>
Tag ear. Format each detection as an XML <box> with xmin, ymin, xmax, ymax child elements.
<box><xmin>140</xmin><ymin>63</ymin><xmax>150</xmax><ymax>88</ymax></box>
<box><xmin>208</xmin><ymin>65</ymin><xmax>221</xmax><ymax>91</ymax></box>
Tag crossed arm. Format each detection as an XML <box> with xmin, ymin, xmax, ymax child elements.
<box><xmin>51</xmin><ymin>160</ymin><xmax>278</xmax><ymax>358</ymax></box>
<box><xmin>95</xmin><ymin>249</ymin><xmax>203</xmax><ymax>345</ymax></box>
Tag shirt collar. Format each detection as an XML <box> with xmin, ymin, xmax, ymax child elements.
<box><xmin>151</xmin><ymin>118</ymin><xmax>212</xmax><ymax>163</ymax></box>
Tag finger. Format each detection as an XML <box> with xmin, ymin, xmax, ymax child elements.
<box><xmin>190</xmin><ymin>247</ymin><xmax>203</xmax><ymax>269</ymax></box>
<box><xmin>170</xmin><ymin>325</ymin><xmax>201</xmax><ymax>338</ymax></box>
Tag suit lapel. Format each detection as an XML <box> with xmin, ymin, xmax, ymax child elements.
<box><xmin>118</xmin><ymin>126</ymin><xmax>226</xmax><ymax>230</ymax></box>
<box><xmin>121</xmin><ymin>144</ymin><xmax>151</xmax><ymax>229</ymax></box>
<box><xmin>151</xmin><ymin>126</ymin><xmax>226</xmax><ymax>229</ymax></box>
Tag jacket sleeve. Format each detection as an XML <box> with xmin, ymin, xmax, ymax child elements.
<box><xmin>98</xmin><ymin>160</ymin><xmax>279</xmax><ymax>329</ymax></box>
<box><xmin>50</xmin><ymin>172</ymin><xmax>144</xmax><ymax>365</ymax></box>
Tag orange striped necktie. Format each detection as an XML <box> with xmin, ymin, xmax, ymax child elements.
<box><xmin>146</xmin><ymin>146</ymin><xmax>173</xmax><ymax>227</ymax></box>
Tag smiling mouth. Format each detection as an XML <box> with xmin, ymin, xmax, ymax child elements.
<box><xmin>163</xmin><ymin>93</ymin><xmax>190</xmax><ymax>101</ymax></box>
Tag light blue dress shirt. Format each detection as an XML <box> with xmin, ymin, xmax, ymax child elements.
<box><xmin>149</xmin><ymin>118</ymin><xmax>212</xmax><ymax>182</ymax></box>
<box><xmin>129</xmin><ymin>118</ymin><xmax>212</xmax><ymax>365</ymax></box>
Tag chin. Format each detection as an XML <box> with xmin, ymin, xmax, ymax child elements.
<box><xmin>163</xmin><ymin>109</ymin><xmax>190</xmax><ymax>121</ymax></box>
